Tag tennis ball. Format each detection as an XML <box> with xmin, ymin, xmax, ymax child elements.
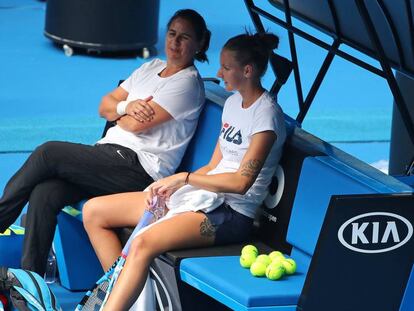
<box><xmin>250</xmin><ymin>261</ymin><xmax>267</xmax><ymax>277</ymax></box>
<box><xmin>241</xmin><ymin>245</ymin><xmax>258</xmax><ymax>257</ymax></box>
<box><xmin>269</xmin><ymin>251</ymin><xmax>285</xmax><ymax>261</ymax></box>
<box><xmin>270</xmin><ymin>257</ymin><xmax>284</xmax><ymax>266</ymax></box>
<box><xmin>239</xmin><ymin>253</ymin><xmax>257</xmax><ymax>268</ymax></box>
<box><xmin>256</xmin><ymin>254</ymin><xmax>272</xmax><ymax>266</ymax></box>
<box><xmin>266</xmin><ymin>262</ymin><xmax>285</xmax><ymax>280</ymax></box>
<box><xmin>282</xmin><ymin>258</ymin><xmax>297</xmax><ymax>275</ymax></box>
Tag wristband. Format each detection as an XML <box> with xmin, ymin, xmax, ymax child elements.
<box><xmin>116</xmin><ymin>100</ymin><xmax>129</xmax><ymax>116</ymax></box>
<box><xmin>184</xmin><ymin>172</ymin><xmax>191</xmax><ymax>185</ymax></box>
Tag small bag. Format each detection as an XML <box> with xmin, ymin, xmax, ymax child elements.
<box><xmin>0</xmin><ymin>267</ymin><xmax>61</xmax><ymax>311</ymax></box>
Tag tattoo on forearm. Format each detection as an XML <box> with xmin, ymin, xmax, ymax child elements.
<box><xmin>241</xmin><ymin>159</ymin><xmax>262</xmax><ymax>178</ymax></box>
<box><xmin>200</xmin><ymin>218</ymin><xmax>216</xmax><ymax>237</ymax></box>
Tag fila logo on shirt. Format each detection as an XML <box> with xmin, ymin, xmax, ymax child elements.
<box><xmin>220</xmin><ymin>123</ymin><xmax>242</xmax><ymax>145</ymax></box>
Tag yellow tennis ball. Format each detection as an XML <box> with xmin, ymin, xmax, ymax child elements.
<box><xmin>282</xmin><ymin>258</ymin><xmax>297</xmax><ymax>275</ymax></box>
<box><xmin>256</xmin><ymin>254</ymin><xmax>272</xmax><ymax>266</ymax></box>
<box><xmin>239</xmin><ymin>253</ymin><xmax>257</xmax><ymax>268</ymax></box>
<box><xmin>250</xmin><ymin>261</ymin><xmax>267</xmax><ymax>277</ymax></box>
<box><xmin>241</xmin><ymin>245</ymin><xmax>258</xmax><ymax>257</ymax></box>
<box><xmin>270</xmin><ymin>257</ymin><xmax>284</xmax><ymax>266</ymax></box>
<box><xmin>269</xmin><ymin>251</ymin><xmax>285</xmax><ymax>261</ymax></box>
<box><xmin>266</xmin><ymin>262</ymin><xmax>285</xmax><ymax>280</ymax></box>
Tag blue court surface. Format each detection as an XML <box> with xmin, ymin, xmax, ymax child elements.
<box><xmin>0</xmin><ymin>0</ymin><xmax>408</xmax><ymax>310</ymax></box>
<box><xmin>1</xmin><ymin>0</ymin><xmax>392</xmax><ymax>165</ymax></box>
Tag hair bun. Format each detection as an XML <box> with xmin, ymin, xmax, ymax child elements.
<box><xmin>223</xmin><ymin>31</ymin><xmax>280</xmax><ymax>77</ymax></box>
<box><xmin>253</xmin><ymin>33</ymin><xmax>279</xmax><ymax>51</ymax></box>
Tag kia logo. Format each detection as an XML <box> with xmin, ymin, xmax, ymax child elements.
<box><xmin>338</xmin><ymin>212</ymin><xmax>413</xmax><ymax>254</ymax></box>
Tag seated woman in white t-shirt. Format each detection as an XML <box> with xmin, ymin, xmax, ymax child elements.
<box><xmin>0</xmin><ymin>9</ymin><xmax>211</xmax><ymax>276</ymax></box>
<box><xmin>83</xmin><ymin>32</ymin><xmax>287</xmax><ymax>310</ymax></box>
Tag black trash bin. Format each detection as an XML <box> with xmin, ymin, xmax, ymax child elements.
<box><xmin>44</xmin><ymin>0</ymin><xmax>159</xmax><ymax>57</ymax></box>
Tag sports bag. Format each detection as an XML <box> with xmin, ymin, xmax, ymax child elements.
<box><xmin>0</xmin><ymin>267</ymin><xmax>61</xmax><ymax>311</ymax></box>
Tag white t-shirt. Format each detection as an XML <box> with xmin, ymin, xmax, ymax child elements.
<box><xmin>97</xmin><ymin>59</ymin><xmax>205</xmax><ymax>180</ymax></box>
<box><xmin>208</xmin><ymin>91</ymin><xmax>286</xmax><ymax>218</ymax></box>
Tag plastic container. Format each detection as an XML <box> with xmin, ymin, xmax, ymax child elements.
<box><xmin>44</xmin><ymin>248</ymin><xmax>57</xmax><ymax>284</ymax></box>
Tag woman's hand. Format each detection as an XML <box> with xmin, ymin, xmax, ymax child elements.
<box><xmin>145</xmin><ymin>188</ymin><xmax>169</xmax><ymax>220</ymax></box>
<box><xmin>126</xmin><ymin>96</ymin><xmax>154</xmax><ymax>122</ymax></box>
<box><xmin>145</xmin><ymin>190</ymin><xmax>154</xmax><ymax>210</ymax></box>
<box><xmin>149</xmin><ymin>172</ymin><xmax>188</xmax><ymax>198</ymax></box>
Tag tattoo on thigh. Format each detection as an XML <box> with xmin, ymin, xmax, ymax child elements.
<box><xmin>241</xmin><ymin>159</ymin><xmax>262</xmax><ymax>178</ymax></box>
<box><xmin>200</xmin><ymin>218</ymin><xmax>216</xmax><ymax>237</ymax></box>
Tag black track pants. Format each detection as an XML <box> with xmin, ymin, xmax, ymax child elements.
<box><xmin>0</xmin><ymin>141</ymin><xmax>154</xmax><ymax>275</ymax></box>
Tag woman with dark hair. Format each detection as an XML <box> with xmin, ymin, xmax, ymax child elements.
<box><xmin>0</xmin><ymin>9</ymin><xmax>211</xmax><ymax>276</ymax></box>
<box><xmin>83</xmin><ymin>31</ymin><xmax>286</xmax><ymax>310</ymax></box>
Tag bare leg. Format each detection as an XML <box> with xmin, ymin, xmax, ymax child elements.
<box><xmin>83</xmin><ymin>192</ymin><xmax>148</xmax><ymax>271</ymax></box>
<box><xmin>103</xmin><ymin>211</ymin><xmax>215</xmax><ymax>311</ymax></box>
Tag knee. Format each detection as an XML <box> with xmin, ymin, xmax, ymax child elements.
<box><xmin>29</xmin><ymin>141</ymin><xmax>63</xmax><ymax>166</ymax></box>
<box><xmin>128</xmin><ymin>235</ymin><xmax>154</xmax><ymax>264</ymax></box>
<box><xmin>82</xmin><ymin>198</ymin><xmax>105</xmax><ymax>232</ymax></box>
<box><xmin>33</xmin><ymin>141</ymin><xmax>60</xmax><ymax>157</ymax></box>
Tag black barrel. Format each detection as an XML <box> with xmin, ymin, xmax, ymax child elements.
<box><xmin>44</xmin><ymin>0</ymin><xmax>159</xmax><ymax>52</ymax></box>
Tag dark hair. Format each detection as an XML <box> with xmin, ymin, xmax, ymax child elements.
<box><xmin>223</xmin><ymin>32</ymin><xmax>279</xmax><ymax>77</ymax></box>
<box><xmin>167</xmin><ymin>9</ymin><xmax>211</xmax><ymax>63</ymax></box>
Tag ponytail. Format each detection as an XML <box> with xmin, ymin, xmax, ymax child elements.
<box><xmin>195</xmin><ymin>28</ymin><xmax>211</xmax><ymax>62</ymax></box>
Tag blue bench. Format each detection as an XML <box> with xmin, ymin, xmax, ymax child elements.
<box><xmin>179</xmin><ymin>139</ymin><xmax>413</xmax><ymax>310</ymax></box>
<box><xmin>52</xmin><ymin>81</ymin><xmax>414</xmax><ymax>311</ymax></box>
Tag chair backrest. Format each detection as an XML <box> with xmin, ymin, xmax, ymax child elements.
<box><xmin>177</xmin><ymin>98</ymin><xmax>223</xmax><ymax>173</ymax></box>
<box><xmin>297</xmin><ymin>192</ymin><xmax>414</xmax><ymax>311</ymax></box>
<box><xmin>287</xmin><ymin>155</ymin><xmax>412</xmax><ymax>270</ymax></box>
<box><xmin>254</xmin><ymin>124</ymin><xmax>323</xmax><ymax>253</ymax></box>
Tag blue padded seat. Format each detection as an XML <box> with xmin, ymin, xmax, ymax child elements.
<box><xmin>180</xmin><ymin>256</ymin><xmax>306</xmax><ymax>311</ymax></box>
<box><xmin>180</xmin><ymin>155</ymin><xmax>412</xmax><ymax>310</ymax></box>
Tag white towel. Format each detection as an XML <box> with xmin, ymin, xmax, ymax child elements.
<box><xmin>166</xmin><ymin>184</ymin><xmax>224</xmax><ymax>216</ymax></box>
